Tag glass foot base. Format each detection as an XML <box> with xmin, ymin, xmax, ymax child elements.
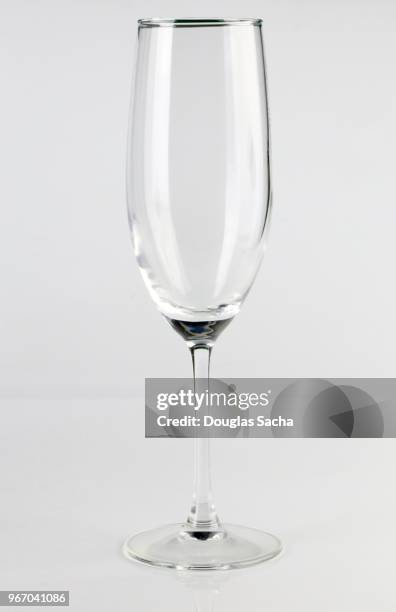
<box><xmin>123</xmin><ymin>523</ymin><xmax>282</xmax><ymax>570</ymax></box>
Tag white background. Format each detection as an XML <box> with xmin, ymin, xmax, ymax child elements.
<box><xmin>0</xmin><ymin>0</ymin><xmax>395</xmax><ymax>610</ymax></box>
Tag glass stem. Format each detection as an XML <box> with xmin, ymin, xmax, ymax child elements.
<box><xmin>191</xmin><ymin>587</ymin><xmax>217</xmax><ymax>612</ymax></box>
<box><xmin>186</xmin><ymin>345</ymin><xmax>221</xmax><ymax>531</ymax></box>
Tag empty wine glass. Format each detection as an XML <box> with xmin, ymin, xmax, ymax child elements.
<box><xmin>124</xmin><ymin>17</ymin><xmax>281</xmax><ymax>570</ymax></box>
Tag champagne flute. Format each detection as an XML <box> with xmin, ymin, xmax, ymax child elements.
<box><xmin>124</xmin><ymin>17</ymin><xmax>281</xmax><ymax>570</ymax></box>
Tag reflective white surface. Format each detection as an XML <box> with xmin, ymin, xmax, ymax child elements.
<box><xmin>1</xmin><ymin>0</ymin><xmax>396</xmax><ymax>606</ymax></box>
<box><xmin>1</xmin><ymin>398</ymin><xmax>395</xmax><ymax>610</ymax></box>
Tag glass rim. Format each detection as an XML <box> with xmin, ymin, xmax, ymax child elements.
<box><xmin>138</xmin><ymin>18</ymin><xmax>262</xmax><ymax>28</ymax></box>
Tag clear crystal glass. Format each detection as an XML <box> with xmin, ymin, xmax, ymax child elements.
<box><xmin>124</xmin><ymin>17</ymin><xmax>281</xmax><ymax>570</ymax></box>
